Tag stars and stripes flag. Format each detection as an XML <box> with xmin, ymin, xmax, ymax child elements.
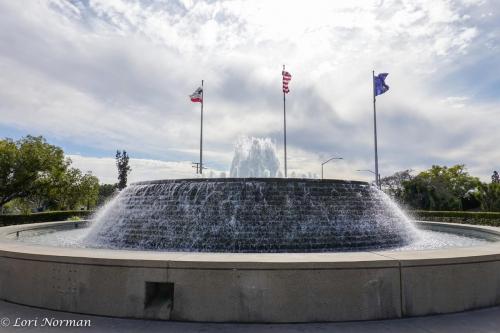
<box><xmin>190</xmin><ymin>87</ymin><xmax>203</xmax><ymax>103</ymax></box>
<box><xmin>282</xmin><ymin>70</ymin><xmax>292</xmax><ymax>94</ymax></box>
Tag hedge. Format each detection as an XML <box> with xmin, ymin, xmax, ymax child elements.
<box><xmin>3</xmin><ymin>210</ymin><xmax>500</xmax><ymax>228</ymax></box>
<box><xmin>0</xmin><ymin>210</ymin><xmax>92</xmax><ymax>227</ymax></box>
<box><xmin>411</xmin><ymin>210</ymin><xmax>500</xmax><ymax>227</ymax></box>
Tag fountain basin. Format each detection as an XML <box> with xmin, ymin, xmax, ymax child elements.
<box><xmin>1</xmin><ymin>221</ymin><xmax>500</xmax><ymax>322</ymax></box>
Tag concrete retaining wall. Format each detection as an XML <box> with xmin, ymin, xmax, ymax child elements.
<box><xmin>0</xmin><ymin>221</ymin><xmax>499</xmax><ymax>322</ymax></box>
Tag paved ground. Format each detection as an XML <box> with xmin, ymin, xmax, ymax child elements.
<box><xmin>0</xmin><ymin>300</ymin><xmax>499</xmax><ymax>333</ymax></box>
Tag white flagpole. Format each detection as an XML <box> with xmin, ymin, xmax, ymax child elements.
<box><xmin>200</xmin><ymin>80</ymin><xmax>204</xmax><ymax>175</ymax></box>
<box><xmin>372</xmin><ymin>70</ymin><xmax>380</xmax><ymax>188</ymax></box>
<box><xmin>283</xmin><ymin>65</ymin><xmax>287</xmax><ymax>178</ymax></box>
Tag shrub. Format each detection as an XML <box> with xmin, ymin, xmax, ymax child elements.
<box><xmin>412</xmin><ymin>210</ymin><xmax>500</xmax><ymax>227</ymax></box>
<box><xmin>0</xmin><ymin>210</ymin><xmax>92</xmax><ymax>226</ymax></box>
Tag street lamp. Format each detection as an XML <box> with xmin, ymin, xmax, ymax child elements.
<box><xmin>356</xmin><ymin>169</ymin><xmax>381</xmax><ymax>188</ymax></box>
<box><xmin>321</xmin><ymin>157</ymin><xmax>343</xmax><ymax>180</ymax></box>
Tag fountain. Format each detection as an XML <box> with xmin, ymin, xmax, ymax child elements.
<box><xmin>1</xmin><ymin>136</ymin><xmax>500</xmax><ymax>322</ymax></box>
<box><xmin>84</xmin><ymin>178</ymin><xmax>418</xmax><ymax>252</ymax></box>
<box><xmin>84</xmin><ymin>136</ymin><xmax>418</xmax><ymax>252</ymax></box>
<box><xmin>229</xmin><ymin>136</ymin><xmax>280</xmax><ymax>177</ymax></box>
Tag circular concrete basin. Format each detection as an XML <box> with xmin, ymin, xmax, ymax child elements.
<box><xmin>0</xmin><ymin>221</ymin><xmax>499</xmax><ymax>322</ymax></box>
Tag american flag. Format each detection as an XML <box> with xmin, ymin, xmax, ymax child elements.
<box><xmin>282</xmin><ymin>69</ymin><xmax>292</xmax><ymax>94</ymax></box>
<box><xmin>190</xmin><ymin>87</ymin><xmax>203</xmax><ymax>103</ymax></box>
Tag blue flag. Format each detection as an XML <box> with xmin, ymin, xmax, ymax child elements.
<box><xmin>374</xmin><ymin>73</ymin><xmax>389</xmax><ymax>96</ymax></box>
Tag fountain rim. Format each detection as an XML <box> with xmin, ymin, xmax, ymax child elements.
<box><xmin>2</xmin><ymin>221</ymin><xmax>500</xmax><ymax>322</ymax></box>
<box><xmin>1</xmin><ymin>220</ymin><xmax>500</xmax><ymax>269</ymax></box>
<box><xmin>131</xmin><ymin>178</ymin><xmax>371</xmax><ymax>186</ymax></box>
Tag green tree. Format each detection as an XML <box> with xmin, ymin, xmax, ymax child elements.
<box><xmin>402</xmin><ymin>165</ymin><xmax>480</xmax><ymax>211</ymax></box>
<box><xmin>477</xmin><ymin>183</ymin><xmax>500</xmax><ymax>211</ymax></box>
<box><xmin>492</xmin><ymin>171</ymin><xmax>500</xmax><ymax>184</ymax></box>
<box><xmin>36</xmin><ymin>166</ymin><xmax>99</xmax><ymax>211</ymax></box>
<box><xmin>2</xmin><ymin>198</ymin><xmax>33</xmax><ymax>215</ymax></box>
<box><xmin>42</xmin><ymin>165</ymin><xmax>81</xmax><ymax>210</ymax></box>
<box><xmin>47</xmin><ymin>168</ymin><xmax>99</xmax><ymax>210</ymax></box>
<box><xmin>0</xmin><ymin>136</ymin><xmax>67</xmax><ymax>209</ymax></box>
<box><xmin>116</xmin><ymin>150</ymin><xmax>131</xmax><ymax>190</ymax></box>
<box><xmin>79</xmin><ymin>173</ymin><xmax>100</xmax><ymax>210</ymax></box>
<box><xmin>97</xmin><ymin>183</ymin><xmax>118</xmax><ymax>206</ymax></box>
<box><xmin>0</xmin><ymin>136</ymin><xmax>101</xmax><ymax>212</ymax></box>
<box><xmin>380</xmin><ymin>169</ymin><xmax>413</xmax><ymax>202</ymax></box>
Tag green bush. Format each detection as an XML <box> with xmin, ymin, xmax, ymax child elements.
<box><xmin>411</xmin><ymin>210</ymin><xmax>500</xmax><ymax>227</ymax></box>
<box><xmin>0</xmin><ymin>210</ymin><xmax>92</xmax><ymax>226</ymax></box>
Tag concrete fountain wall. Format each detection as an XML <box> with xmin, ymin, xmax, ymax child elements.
<box><xmin>1</xmin><ymin>221</ymin><xmax>500</xmax><ymax>322</ymax></box>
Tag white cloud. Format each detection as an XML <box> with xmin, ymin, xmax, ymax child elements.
<box><xmin>0</xmin><ymin>0</ymin><xmax>499</xmax><ymax>182</ymax></box>
<box><xmin>440</xmin><ymin>96</ymin><xmax>470</xmax><ymax>108</ymax></box>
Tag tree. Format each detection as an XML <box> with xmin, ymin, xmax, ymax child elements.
<box><xmin>380</xmin><ymin>169</ymin><xmax>413</xmax><ymax>201</ymax></box>
<box><xmin>32</xmin><ymin>165</ymin><xmax>99</xmax><ymax>211</ymax></box>
<box><xmin>45</xmin><ymin>166</ymin><xmax>82</xmax><ymax>210</ymax></box>
<box><xmin>78</xmin><ymin>172</ymin><xmax>100</xmax><ymax>210</ymax></box>
<box><xmin>116</xmin><ymin>150</ymin><xmax>131</xmax><ymax>190</ymax></box>
<box><xmin>492</xmin><ymin>171</ymin><xmax>500</xmax><ymax>184</ymax></box>
<box><xmin>0</xmin><ymin>135</ymin><xmax>102</xmax><ymax>212</ymax></box>
<box><xmin>2</xmin><ymin>198</ymin><xmax>33</xmax><ymax>215</ymax></box>
<box><xmin>477</xmin><ymin>183</ymin><xmax>500</xmax><ymax>211</ymax></box>
<box><xmin>401</xmin><ymin>165</ymin><xmax>481</xmax><ymax>211</ymax></box>
<box><xmin>97</xmin><ymin>183</ymin><xmax>118</xmax><ymax>206</ymax></box>
<box><xmin>0</xmin><ymin>136</ymin><xmax>67</xmax><ymax>209</ymax></box>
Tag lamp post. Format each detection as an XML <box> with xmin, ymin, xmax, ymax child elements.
<box><xmin>321</xmin><ymin>157</ymin><xmax>343</xmax><ymax>180</ymax></box>
<box><xmin>356</xmin><ymin>169</ymin><xmax>381</xmax><ymax>187</ymax></box>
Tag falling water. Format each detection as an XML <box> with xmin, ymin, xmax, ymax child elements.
<box><xmin>82</xmin><ymin>134</ymin><xmax>422</xmax><ymax>253</ymax></box>
<box><xmin>84</xmin><ymin>178</ymin><xmax>420</xmax><ymax>252</ymax></box>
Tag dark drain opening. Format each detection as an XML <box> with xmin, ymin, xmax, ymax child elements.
<box><xmin>144</xmin><ymin>282</ymin><xmax>174</xmax><ymax>312</ymax></box>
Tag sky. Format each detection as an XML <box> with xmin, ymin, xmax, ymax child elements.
<box><xmin>0</xmin><ymin>0</ymin><xmax>499</xmax><ymax>184</ymax></box>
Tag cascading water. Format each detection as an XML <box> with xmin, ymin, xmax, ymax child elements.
<box><xmin>83</xmin><ymin>136</ymin><xmax>421</xmax><ymax>252</ymax></box>
<box><xmin>229</xmin><ymin>137</ymin><xmax>280</xmax><ymax>177</ymax></box>
<box><xmin>84</xmin><ymin>178</ymin><xmax>420</xmax><ymax>252</ymax></box>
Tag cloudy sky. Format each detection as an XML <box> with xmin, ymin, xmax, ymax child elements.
<box><xmin>0</xmin><ymin>0</ymin><xmax>499</xmax><ymax>183</ymax></box>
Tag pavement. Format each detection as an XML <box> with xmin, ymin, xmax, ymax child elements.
<box><xmin>0</xmin><ymin>300</ymin><xmax>499</xmax><ymax>333</ymax></box>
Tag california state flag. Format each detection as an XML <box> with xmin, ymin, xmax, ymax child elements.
<box><xmin>190</xmin><ymin>87</ymin><xmax>203</xmax><ymax>103</ymax></box>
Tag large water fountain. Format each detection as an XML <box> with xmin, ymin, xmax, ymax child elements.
<box><xmin>85</xmin><ymin>178</ymin><xmax>418</xmax><ymax>252</ymax></box>
<box><xmin>84</xmin><ymin>136</ymin><xmax>418</xmax><ymax>252</ymax></box>
<box><xmin>1</xmin><ymin>136</ymin><xmax>500</xmax><ymax>322</ymax></box>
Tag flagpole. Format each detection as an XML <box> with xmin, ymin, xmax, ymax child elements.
<box><xmin>200</xmin><ymin>80</ymin><xmax>204</xmax><ymax>175</ymax></box>
<box><xmin>283</xmin><ymin>65</ymin><xmax>287</xmax><ymax>178</ymax></box>
<box><xmin>372</xmin><ymin>70</ymin><xmax>379</xmax><ymax>188</ymax></box>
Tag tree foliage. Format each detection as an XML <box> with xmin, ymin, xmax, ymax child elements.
<box><xmin>0</xmin><ymin>136</ymin><xmax>66</xmax><ymax>208</ymax></box>
<box><xmin>0</xmin><ymin>136</ymin><xmax>99</xmax><ymax>212</ymax></box>
<box><xmin>380</xmin><ymin>169</ymin><xmax>413</xmax><ymax>202</ymax></box>
<box><xmin>97</xmin><ymin>183</ymin><xmax>118</xmax><ymax>206</ymax></box>
<box><xmin>383</xmin><ymin>165</ymin><xmax>482</xmax><ymax>211</ymax></box>
<box><xmin>477</xmin><ymin>183</ymin><xmax>500</xmax><ymax>212</ymax></box>
<box><xmin>42</xmin><ymin>167</ymin><xmax>99</xmax><ymax>210</ymax></box>
<box><xmin>116</xmin><ymin>150</ymin><xmax>131</xmax><ymax>190</ymax></box>
<box><xmin>492</xmin><ymin>171</ymin><xmax>500</xmax><ymax>184</ymax></box>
